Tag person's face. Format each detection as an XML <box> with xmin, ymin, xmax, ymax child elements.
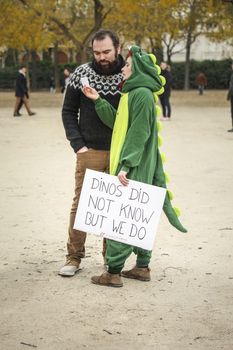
<box><xmin>93</xmin><ymin>36</ymin><xmax>120</xmax><ymax>70</ymax></box>
<box><xmin>22</xmin><ymin>67</ymin><xmax>27</xmax><ymax>74</ymax></box>
<box><xmin>160</xmin><ymin>62</ymin><xmax>167</xmax><ymax>70</ymax></box>
<box><xmin>64</xmin><ymin>69</ymin><xmax>70</xmax><ymax>77</ymax></box>
<box><xmin>121</xmin><ymin>56</ymin><xmax>132</xmax><ymax>80</ymax></box>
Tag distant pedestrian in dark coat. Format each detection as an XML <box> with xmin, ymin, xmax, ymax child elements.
<box><xmin>196</xmin><ymin>72</ymin><xmax>207</xmax><ymax>95</ymax></box>
<box><xmin>159</xmin><ymin>62</ymin><xmax>172</xmax><ymax>120</ymax></box>
<box><xmin>13</xmin><ymin>65</ymin><xmax>35</xmax><ymax>117</ymax></box>
<box><xmin>227</xmin><ymin>63</ymin><xmax>233</xmax><ymax>132</ymax></box>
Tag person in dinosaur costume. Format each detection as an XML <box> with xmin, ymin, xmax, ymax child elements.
<box><xmin>83</xmin><ymin>45</ymin><xmax>187</xmax><ymax>287</ymax></box>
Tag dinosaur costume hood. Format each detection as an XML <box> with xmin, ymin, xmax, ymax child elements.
<box><xmin>122</xmin><ymin>45</ymin><xmax>165</xmax><ymax>94</ymax></box>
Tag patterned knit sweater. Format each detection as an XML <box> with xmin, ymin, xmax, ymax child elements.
<box><xmin>62</xmin><ymin>57</ymin><xmax>124</xmax><ymax>152</ymax></box>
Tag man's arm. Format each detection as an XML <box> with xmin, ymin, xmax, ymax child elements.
<box><xmin>62</xmin><ymin>85</ymin><xmax>86</xmax><ymax>153</ymax></box>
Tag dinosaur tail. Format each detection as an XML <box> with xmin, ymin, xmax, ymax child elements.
<box><xmin>153</xmin><ymin>147</ymin><xmax>187</xmax><ymax>233</ymax></box>
<box><xmin>163</xmin><ymin>194</ymin><xmax>187</xmax><ymax>233</ymax></box>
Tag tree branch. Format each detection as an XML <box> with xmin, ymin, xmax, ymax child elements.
<box><xmin>18</xmin><ymin>0</ymin><xmax>83</xmax><ymax>49</ymax></box>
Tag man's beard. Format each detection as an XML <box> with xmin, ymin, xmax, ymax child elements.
<box><xmin>94</xmin><ymin>53</ymin><xmax>119</xmax><ymax>75</ymax></box>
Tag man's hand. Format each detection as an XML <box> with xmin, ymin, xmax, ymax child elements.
<box><xmin>82</xmin><ymin>86</ymin><xmax>99</xmax><ymax>101</ymax></box>
<box><xmin>118</xmin><ymin>170</ymin><xmax>129</xmax><ymax>186</ymax></box>
<box><xmin>77</xmin><ymin>146</ymin><xmax>88</xmax><ymax>154</ymax></box>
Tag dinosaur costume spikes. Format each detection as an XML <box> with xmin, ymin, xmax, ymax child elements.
<box><xmin>153</xmin><ymin>152</ymin><xmax>187</xmax><ymax>233</ymax></box>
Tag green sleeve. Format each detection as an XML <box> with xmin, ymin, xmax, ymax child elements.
<box><xmin>120</xmin><ymin>89</ymin><xmax>154</xmax><ymax>172</ymax></box>
<box><xmin>94</xmin><ymin>97</ymin><xmax>117</xmax><ymax>129</ymax></box>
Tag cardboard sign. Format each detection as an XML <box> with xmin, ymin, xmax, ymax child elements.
<box><xmin>74</xmin><ymin>169</ymin><xmax>166</xmax><ymax>250</ymax></box>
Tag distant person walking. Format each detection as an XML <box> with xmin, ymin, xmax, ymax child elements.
<box><xmin>61</xmin><ymin>67</ymin><xmax>73</xmax><ymax>93</ymax></box>
<box><xmin>196</xmin><ymin>72</ymin><xmax>207</xmax><ymax>95</ymax></box>
<box><xmin>227</xmin><ymin>63</ymin><xmax>233</xmax><ymax>133</ymax></box>
<box><xmin>159</xmin><ymin>62</ymin><xmax>172</xmax><ymax>120</ymax></box>
<box><xmin>49</xmin><ymin>76</ymin><xmax>56</xmax><ymax>93</ymax></box>
<box><xmin>13</xmin><ymin>66</ymin><xmax>36</xmax><ymax>117</ymax></box>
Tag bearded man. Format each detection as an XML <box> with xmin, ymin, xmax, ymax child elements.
<box><xmin>59</xmin><ymin>29</ymin><xmax>124</xmax><ymax>276</ymax></box>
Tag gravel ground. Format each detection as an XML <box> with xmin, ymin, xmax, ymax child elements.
<box><xmin>0</xmin><ymin>90</ymin><xmax>232</xmax><ymax>350</ymax></box>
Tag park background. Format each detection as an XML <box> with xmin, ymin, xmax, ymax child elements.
<box><xmin>0</xmin><ymin>1</ymin><xmax>233</xmax><ymax>350</ymax></box>
<box><xmin>0</xmin><ymin>0</ymin><xmax>233</xmax><ymax>91</ymax></box>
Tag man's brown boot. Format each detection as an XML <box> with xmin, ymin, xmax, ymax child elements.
<box><xmin>91</xmin><ymin>272</ymin><xmax>123</xmax><ymax>287</ymax></box>
<box><xmin>121</xmin><ymin>266</ymin><xmax>151</xmax><ymax>281</ymax></box>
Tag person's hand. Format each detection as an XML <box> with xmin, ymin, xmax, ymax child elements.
<box><xmin>118</xmin><ymin>170</ymin><xmax>129</xmax><ymax>186</ymax></box>
<box><xmin>82</xmin><ymin>86</ymin><xmax>99</xmax><ymax>101</ymax></box>
<box><xmin>77</xmin><ymin>146</ymin><xmax>88</xmax><ymax>154</ymax></box>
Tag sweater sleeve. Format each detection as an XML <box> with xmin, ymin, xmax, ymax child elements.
<box><xmin>94</xmin><ymin>97</ymin><xmax>117</xmax><ymax>129</ymax></box>
<box><xmin>120</xmin><ymin>89</ymin><xmax>154</xmax><ymax>172</ymax></box>
<box><xmin>229</xmin><ymin>74</ymin><xmax>233</xmax><ymax>95</ymax></box>
<box><xmin>62</xmin><ymin>84</ymin><xmax>85</xmax><ymax>152</ymax></box>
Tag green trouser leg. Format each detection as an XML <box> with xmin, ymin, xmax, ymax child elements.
<box><xmin>133</xmin><ymin>246</ymin><xmax>152</xmax><ymax>267</ymax></box>
<box><xmin>106</xmin><ymin>239</ymin><xmax>152</xmax><ymax>274</ymax></box>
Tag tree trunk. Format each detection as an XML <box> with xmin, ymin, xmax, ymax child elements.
<box><xmin>184</xmin><ymin>31</ymin><xmax>192</xmax><ymax>90</ymax></box>
<box><xmin>31</xmin><ymin>50</ymin><xmax>37</xmax><ymax>90</ymax></box>
<box><xmin>152</xmin><ymin>45</ymin><xmax>163</xmax><ymax>63</ymax></box>
<box><xmin>94</xmin><ymin>0</ymin><xmax>104</xmax><ymax>27</ymax></box>
<box><xmin>80</xmin><ymin>45</ymin><xmax>87</xmax><ymax>64</ymax></box>
<box><xmin>13</xmin><ymin>50</ymin><xmax>19</xmax><ymax>66</ymax></box>
<box><xmin>53</xmin><ymin>43</ymin><xmax>60</xmax><ymax>91</ymax></box>
<box><xmin>80</xmin><ymin>0</ymin><xmax>108</xmax><ymax>64</ymax></box>
<box><xmin>150</xmin><ymin>37</ymin><xmax>164</xmax><ymax>63</ymax></box>
<box><xmin>69</xmin><ymin>48</ymin><xmax>74</xmax><ymax>63</ymax></box>
<box><xmin>167</xmin><ymin>49</ymin><xmax>172</xmax><ymax>65</ymax></box>
<box><xmin>135</xmin><ymin>34</ymin><xmax>142</xmax><ymax>46</ymax></box>
<box><xmin>1</xmin><ymin>52</ymin><xmax>6</xmax><ymax>68</ymax></box>
<box><xmin>25</xmin><ymin>51</ymin><xmax>30</xmax><ymax>91</ymax></box>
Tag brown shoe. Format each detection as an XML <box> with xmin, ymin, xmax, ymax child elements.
<box><xmin>121</xmin><ymin>266</ymin><xmax>151</xmax><ymax>281</ymax></box>
<box><xmin>91</xmin><ymin>272</ymin><xmax>123</xmax><ymax>287</ymax></box>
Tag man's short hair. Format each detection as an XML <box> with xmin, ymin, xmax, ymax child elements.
<box><xmin>91</xmin><ymin>29</ymin><xmax>120</xmax><ymax>49</ymax></box>
<box><xmin>20</xmin><ymin>65</ymin><xmax>27</xmax><ymax>70</ymax></box>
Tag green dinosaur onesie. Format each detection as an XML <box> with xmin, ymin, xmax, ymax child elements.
<box><xmin>94</xmin><ymin>46</ymin><xmax>187</xmax><ymax>273</ymax></box>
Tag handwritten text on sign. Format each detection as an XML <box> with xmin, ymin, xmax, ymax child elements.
<box><xmin>73</xmin><ymin>169</ymin><xmax>166</xmax><ymax>250</ymax></box>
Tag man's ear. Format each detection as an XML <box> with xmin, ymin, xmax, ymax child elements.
<box><xmin>117</xmin><ymin>45</ymin><xmax>121</xmax><ymax>55</ymax></box>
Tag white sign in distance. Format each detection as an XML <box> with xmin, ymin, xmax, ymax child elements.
<box><xmin>74</xmin><ymin>169</ymin><xmax>166</xmax><ymax>251</ymax></box>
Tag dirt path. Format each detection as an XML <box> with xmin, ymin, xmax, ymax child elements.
<box><xmin>0</xmin><ymin>91</ymin><xmax>232</xmax><ymax>350</ymax></box>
